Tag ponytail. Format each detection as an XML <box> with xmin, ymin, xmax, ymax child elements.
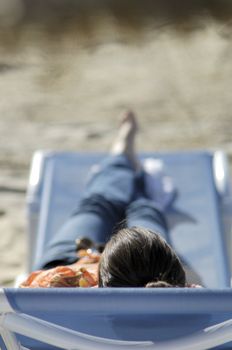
<box><xmin>145</xmin><ymin>281</ymin><xmax>174</xmax><ymax>288</ymax></box>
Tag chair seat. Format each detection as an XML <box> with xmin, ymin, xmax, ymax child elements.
<box><xmin>27</xmin><ymin>151</ymin><xmax>231</xmax><ymax>288</ymax></box>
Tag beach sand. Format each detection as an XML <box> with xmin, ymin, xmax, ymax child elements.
<box><xmin>1</xmin><ymin>15</ymin><xmax>232</xmax><ymax>286</ymax></box>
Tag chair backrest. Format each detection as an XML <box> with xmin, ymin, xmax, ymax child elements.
<box><xmin>26</xmin><ymin>151</ymin><xmax>232</xmax><ymax>288</ymax></box>
<box><xmin>3</xmin><ymin>288</ymin><xmax>232</xmax><ymax>350</ymax></box>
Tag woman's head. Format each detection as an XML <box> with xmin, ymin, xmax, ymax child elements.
<box><xmin>98</xmin><ymin>227</ymin><xmax>185</xmax><ymax>288</ymax></box>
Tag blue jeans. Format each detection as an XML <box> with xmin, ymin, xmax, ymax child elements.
<box><xmin>36</xmin><ymin>155</ymin><xmax>169</xmax><ymax>269</ymax></box>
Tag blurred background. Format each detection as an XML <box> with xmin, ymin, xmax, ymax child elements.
<box><xmin>1</xmin><ymin>0</ymin><xmax>232</xmax><ymax>285</ymax></box>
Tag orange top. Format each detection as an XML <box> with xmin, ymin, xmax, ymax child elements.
<box><xmin>20</xmin><ymin>250</ymin><xmax>100</xmax><ymax>288</ymax></box>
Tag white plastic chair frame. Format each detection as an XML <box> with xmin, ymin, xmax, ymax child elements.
<box><xmin>1</xmin><ymin>290</ymin><xmax>232</xmax><ymax>350</ymax></box>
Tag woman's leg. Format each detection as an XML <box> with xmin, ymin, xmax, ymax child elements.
<box><xmin>126</xmin><ymin>197</ymin><xmax>169</xmax><ymax>242</ymax></box>
<box><xmin>36</xmin><ymin>111</ymin><xmax>139</xmax><ymax>269</ymax></box>
<box><xmin>125</xmin><ymin>168</ymin><xmax>170</xmax><ymax>243</ymax></box>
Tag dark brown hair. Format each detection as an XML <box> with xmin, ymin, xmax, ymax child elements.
<box><xmin>98</xmin><ymin>227</ymin><xmax>185</xmax><ymax>288</ymax></box>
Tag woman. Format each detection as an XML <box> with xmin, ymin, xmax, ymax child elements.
<box><xmin>21</xmin><ymin>111</ymin><xmax>191</xmax><ymax>288</ymax></box>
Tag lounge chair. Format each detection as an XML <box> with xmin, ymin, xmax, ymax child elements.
<box><xmin>1</xmin><ymin>150</ymin><xmax>232</xmax><ymax>350</ymax></box>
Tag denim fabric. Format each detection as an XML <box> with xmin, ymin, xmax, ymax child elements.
<box><xmin>36</xmin><ymin>154</ymin><xmax>169</xmax><ymax>269</ymax></box>
<box><xmin>126</xmin><ymin>198</ymin><xmax>168</xmax><ymax>239</ymax></box>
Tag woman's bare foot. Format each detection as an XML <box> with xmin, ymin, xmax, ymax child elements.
<box><xmin>111</xmin><ymin>110</ymin><xmax>140</xmax><ymax>170</ymax></box>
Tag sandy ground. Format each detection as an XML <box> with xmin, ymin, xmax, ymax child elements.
<box><xmin>1</xmin><ymin>18</ymin><xmax>232</xmax><ymax>286</ymax></box>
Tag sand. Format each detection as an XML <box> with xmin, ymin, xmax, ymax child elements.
<box><xmin>1</xmin><ymin>18</ymin><xmax>232</xmax><ymax>286</ymax></box>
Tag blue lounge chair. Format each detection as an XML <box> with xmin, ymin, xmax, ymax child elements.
<box><xmin>1</xmin><ymin>150</ymin><xmax>232</xmax><ymax>350</ymax></box>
